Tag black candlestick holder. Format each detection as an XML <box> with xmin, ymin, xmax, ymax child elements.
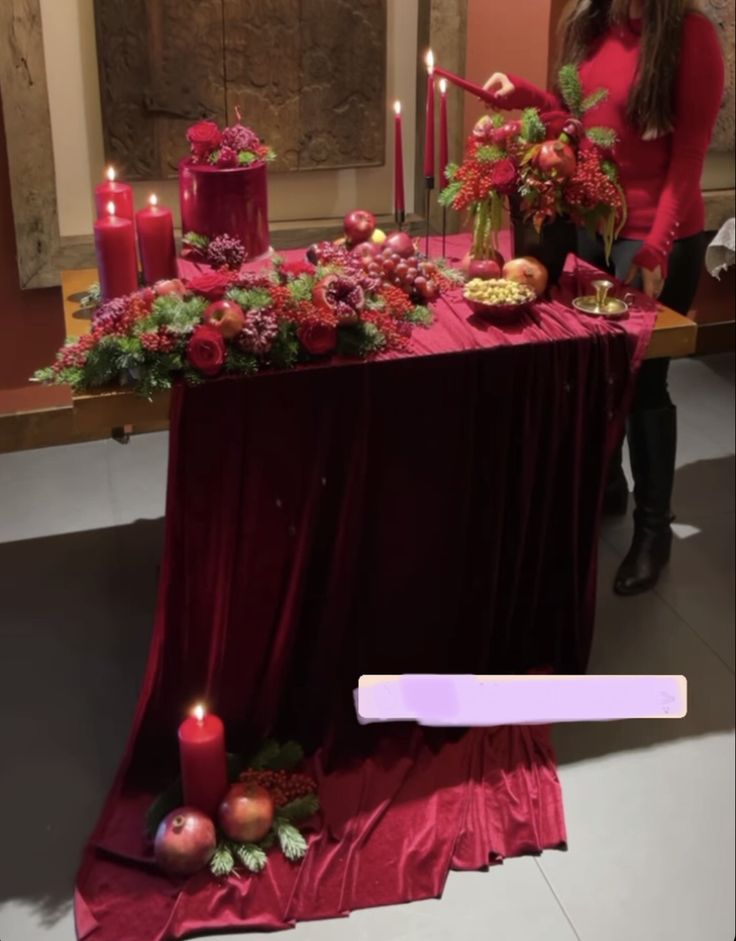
<box><xmin>424</xmin><ymin>177</ymin><xmax>434</xmax><ymax>257</ymax></box>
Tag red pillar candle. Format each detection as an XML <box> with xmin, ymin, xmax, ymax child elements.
<box><xmin>423</xmin><ymin>50</ymin><xmax>436</xmax><ymax>185</ymax></box>
<box><xmin>136</xmin><ymin>194</ymin><xmax>178</xmax><ymax>285</ymax></box>
<box><xmin>93</xmin><ymin>201</ymin><xmax>138</xmax><ymax>301</ymax></box>
<box><xmin>94</xmin><ymin>166</ymin><xmax>134</xmax><ymax>221</ymax></box>
<box><xmin>178</xmin><ymin>704</ymin><xmax>229</xmax><ymax>818</ymax></box>
<box><xmin>393</xmin><ymin>101</ymin><xmax>405</xmax><ymax>218</ymax></box>
<box><xmin>439</xmin><ymin>78</ymin><xmax>449</xmax><ymax>189</ymax></box>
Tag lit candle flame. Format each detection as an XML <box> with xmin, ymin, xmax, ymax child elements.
<box><xmin>106</xmin><ymin>200</ymin><xmax>116</xmax><ymax>216</ymax></box>
<box><xmin>149</xmin><ymin>193</ymin><xmax>159</xmax><ymax>207</ymax></box>
<box><xmin>106</xmin><ymin>166</ymin><xmax>116</xmax><ymax>183</ymax></box>
<box><xmin>193</xmin><ymin>704</ymin><xmax>205</xmax><ymax>722</ymax></box>
<box><xmin>425</xmin><ymin>50</ymin><xmax>435</xmax><ymax>74</ymax></box>
<box><xmin>393</xmin><ymin>100</ymin><xmax>402</xmax><ymax>116</ymax></box>
<box><xmin>439</xmin><ymin>78</ymin><xmax>447</xmax><ymax>95</ymax></box>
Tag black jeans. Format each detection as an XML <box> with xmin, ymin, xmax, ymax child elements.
<box><xmin>576</xmin><ymin>229</ymin><xmax>706</xmax><ymax>411</ymax></box>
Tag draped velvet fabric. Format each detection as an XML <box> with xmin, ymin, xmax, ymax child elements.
<box><xmin>75</xmin><ymin>236</ymin><xmax>656</xmax><ymax>940</ymax></box>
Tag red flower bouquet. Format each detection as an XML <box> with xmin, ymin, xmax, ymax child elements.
<box><xmin>185</xmin><ymin>108</ymin><xmax>275</xmax><ymax>169</ymax></box>
<box><xmin>440</xmin><ymin>66</ymin><xmax>627</xmax><ymax>262</ymax></box>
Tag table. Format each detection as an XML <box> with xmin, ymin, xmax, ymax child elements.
<box><xmin>73</xmin><ymin>237</ymin><xmax>656</xmax><ymax>940</ymax></box>
<box><xmin>0</xmin><ymin>239</ymin><xmax>696</xmax><ymax>454</ymax></box>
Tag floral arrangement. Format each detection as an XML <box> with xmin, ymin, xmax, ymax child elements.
<box><xmin>147</xmin><ymin>740</ymin><xmax>321</xmax><ymax>878</ymax></box>
<box><xmin>185</xmin><ymin>108</ymin><xmax>275</xmax><ymax>168</ymax></box>
<box><xmin>440</xmin><ymin>66</ymin><xmax>627</xmax><ymax>260</ymax></box>
<box><xmin>33</xmin><ymin>241</ymin><xmax>446</xmax><ymax>399</ymax></box>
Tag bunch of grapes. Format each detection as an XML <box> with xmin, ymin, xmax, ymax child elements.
<box><xmin>356</xmin><ymin>245</ymin><xmax>440</xmax><ymax>304</ymax></box>
<box><xmin>238</xmin><ymin>768</ymin><xmax>318</xmax><ymax>809</ymax></box>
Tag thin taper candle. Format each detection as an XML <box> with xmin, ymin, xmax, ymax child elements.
<box><xmin>393</xmin><ymin>101</ymin><xmax>405</xmax><ymax>224</ymax></box>
<box><xmin>423</xmin><ymin>50</ymin><xmax>436</xmax><ymax>187</ymax></box>
<box><xmin>439</xmin><ymin>78</ymin><xmax>449</xmax><ymax>189</ymax></box>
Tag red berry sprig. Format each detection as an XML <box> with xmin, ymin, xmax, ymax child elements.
<box><xmin>238</xmin><ymin>768</ymin><xmax>318</xmax><ymax>809</ymax></box>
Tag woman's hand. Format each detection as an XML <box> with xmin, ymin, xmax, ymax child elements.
<box><xmin>625</xmin><ymin>263</ymin><xmax>665</xmax><ymax>299</ymax></box>
<box><xmin>482</xmin><ymin>72</ymin><xmax>515</xmax><ymax>99</ymax></box>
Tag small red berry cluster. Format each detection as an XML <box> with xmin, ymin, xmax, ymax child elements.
<box><xmin>238</xmin><ymin>768</ymin><xmax>318</xmax><ymax>809</ymax></box>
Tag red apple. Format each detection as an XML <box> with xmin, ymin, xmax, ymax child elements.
<box><xmin>460</xmin><ymin>251</ymin><xmax>504</xmax><ymax>278</ymax></box>
<box><xmin>203</xmin><ymin>299</ymin><xmax>246</xmax><ymax>340</ymax></box>
<box><xmin>343</xmin><ymin>210</ymin><xmax>376</xmax><ymax>246</ymax></box>
<box><xmin>352</xmin><ymin>241</ymin><xmax>379</xmax><ymax>263</ymax></box>
<box><xmin>383</xmin><ymin>230</ymin><xmax>415</xmax><ymax>258</ymax></box>
<box><xmin>536</xmin><ymin>140</ymin><xmax>577</xmax><ymax>179</ymax></box>
<box><xmin>218</xmin><ymin>783</ymin><xmax>274</xmax><ymax>844</ymax></box>
<box><xmin>502</xmin><ymin>257</ymin><xmax>549</xmax><ymax>296</ymax></box>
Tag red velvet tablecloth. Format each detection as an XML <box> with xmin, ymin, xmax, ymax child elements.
<box><xmin>75</xmin><ymin>235</ymin><xmax>657</xmax><ymax>940</ymax></box>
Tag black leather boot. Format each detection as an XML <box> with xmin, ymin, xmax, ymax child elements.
<box><xmin>602</xmin><ymin>440</ymin><xmax>628</xmax><ymax>516</ymax></box>
<box><xmin>614</xmin><ymin>406</ymin><xmax>677</xmax><ymax>596</ymax></box>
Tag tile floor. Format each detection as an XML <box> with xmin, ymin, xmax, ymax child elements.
<box><xmin>0</xmin><ymin>354</ymin><xmax>733</xmax><ymax>941</ymax></box>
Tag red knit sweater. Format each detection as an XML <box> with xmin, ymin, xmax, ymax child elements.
<box><xmin>498</xmin><ymin>13</ymin><xmax>724</xmax><ymax>275</ymax></box>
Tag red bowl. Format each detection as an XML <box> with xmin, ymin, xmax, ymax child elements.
<box><xmin>465</xmin><ymin>297</ymin><xmax>531</xmax><ymax>321</ymax></box>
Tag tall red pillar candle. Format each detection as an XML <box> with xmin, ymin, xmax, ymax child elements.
<box><xmin>136</xmin><ymin>194</ymin><xmax>178</xmax><ymax>285</ymax></box>
<box><xmin>178</xmin><ymin>705</ymin><xmax>229</xmax><ymax>818</ymax></box>
<box><xmin>393</xmin><ymin>101</ymin><xmax>405</xmax><ymax>218</ymax></box>
<box><xmin>94</xmin><ymin>166</ymin><xmax>134</xmax><ymax>221</ymax></box>
<box><xmin>423</xmin><ymin>50</ymin><xmax>436</xmax><ymax>184</ymax></box>
<box><xmin>439</xmin><ymin>78</ymin><xmax>450</xmax><ymax>189</ymax></box>
<box><xmin>93</xmin><ymin>202</ymin><xmax>139</xmax><ymax>301</ymax></box>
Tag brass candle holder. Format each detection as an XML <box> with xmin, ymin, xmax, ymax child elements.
<box><xmin>573</xmin><ymin>278</ymin><xmax>632</xmax><ymax>318</ymax></box>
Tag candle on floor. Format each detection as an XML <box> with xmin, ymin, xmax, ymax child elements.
<box><xmin>94</xmin><ymin>166</ymin><xmax>134</xmax><ymax>222</ymax></box>
<box><xmin>423</xmin><ymin>50</ymin><xmax>436</xmax><ymax>187</ymax></box>
<box><xmin>178</xmin><ymin>704</ymin><xmax>229</xmax><ymax>818</ymax></box>
<box><xmin>136</xmin><ymin>194</ymin><xmax>178</xmax><ymax>285</ymax></box>
<box><xmin>439</xmin><ymin>79</ymin><xmax>449</xmax><ymax>189</ymax></box>
<box><xmin>393</xmin><ymin>101</ymin><xmax>405</xmax><ymax>224</ymax></box>
<box><xmin>93</xmin><ymin>201</ymin><xmax>138</xmax><ymax>301</ymax></box>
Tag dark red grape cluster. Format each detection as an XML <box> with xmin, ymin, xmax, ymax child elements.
<box><xmin>356</xmin><ymin>245</ymin><xmax>440</xmax><ymax>304</ymax></box>
<box><xmin>238</xmin><ymin>768</ymin><xmax>317</xmax><ymax>809</ymax></box>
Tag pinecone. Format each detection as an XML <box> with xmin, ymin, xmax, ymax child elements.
<box><xmin>221</xmin><ymin>124</ymin><xmax>260</xmax><ymax>154</ymax></box>
<box><xmin>237</xmin><ymin>309</ymin><xmax>279</xmax><ymax>355</ymax></box>
<box><xmin>207</xmin><ymin>234</ymin><xmax>247</xmax><ymax>271</ymax></box>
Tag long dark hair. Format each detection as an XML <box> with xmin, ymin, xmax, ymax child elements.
<box><xmin>557</xmin><ymin>0</ymin><xmax>692</xmax><ymax>136</ymax></box>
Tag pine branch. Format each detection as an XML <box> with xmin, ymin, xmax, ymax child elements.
<box><xmin>247</xmin><ymin>740</ymin><xmax>281</xmax><ymax>770</ymax></box>
<box><xmin>475</xmin><ymin>144</ymin><xmax>505</xmax><ymax>163</ymax></box>
<box><xmin>491</xmin><ymin>112</ymin><xmax>505</xmax><ymax>129</ymax></box>
<box><xmin>210</xmin><ymin>843</ymin><xmax>236</xmax><ymax>878</ymax></box>
<box><xmin>183</xmin><ymin>231</ymin><xmax>210</xmax><ymax>251</ymax></box>
<box><xmin>268</xmin><ymin>322</ymin><xmax>300</xmax><ymax>369</ymax></box>
<box><xmin>336</xmin><ymin>322</ymin><xmax>385</xmax><ymax>358</ymax></box>
<box><xmin>558</xmin><ymin>64</ymin><xmax>583</xmax><ymax>118</ymax></box>
<box><xmin>286</xmin><ymin>276</ymin><xmax>315</xmax><ymax>302</ymax></box>
<box><xmin>234</xmin><ymin>842</ymin><xmax>268</xmax><ymax>873</ymax></box>
<box><xmin>269</xmin><ymin>741</ymin><xmax>305</xmax><ymax>771</ymax></box>
<box><xmin>581</xmin><ymin>88</ymin><xmax>608</xmax><ymax>112</ymax></box>
<box><xmin>443</xmin><ymin>161</ymin><xmax>459</xmax><ymax>182</ymax></box>
<box><xmin>586</xmin><ymin>127</ymin><xmax>618</xmax><ymax>150</ymax></box>
<box><xmin>274</xmin><ymin>819</ymin><xmax>308</xmax><ymax>861</ymax></box>
<box><xmin>438</xmin><ymin>180</ymin><xmax>462</xmax><ymax>209</ymax></box>
<box><xmin>226</xmin><ymin>287</ymin><xmax>273</xmax><ymax>311</ymax></box>
<box><xmin>405</xmin><ymin>305</ymin><xmax>433</xmax><ymax>327</ymax></box>
<box><xmin>278</xmin><ymin>793</ymin><xmax>320</xmax><ymax>823</ymax></box>
<box><xmin>521</xmin><ymin>108</ymin><xmax>546</xmax><ymax>144</ymax></box>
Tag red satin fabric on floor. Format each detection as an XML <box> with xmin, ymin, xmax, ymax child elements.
<box><xmin>75</xmin><ymin>236</ymin><xmax>656</xmax><ymax>940</ymax></box>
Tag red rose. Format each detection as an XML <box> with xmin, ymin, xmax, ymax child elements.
<box><xmin>186</xmin><ymin>324</ymin><xmax>225</xmax><ymax>376</ymax></box>
<box><xmin>297</xmin><ymin>321</ymin><xmax>337</xmax><ymax>356</ymax></box>
<box><xmin>490</xmin><ymin>158</ymin><xmax>518</xmax><ymax>195</ymax></box>
<box><xmin>186</xmin><ymin>121</ymin><xmax>222</xmax><ymax>160</ymax></box>
<box><xmin>185</xmin><ymin>269</ymin><xmax>236</xmax><ymax>300</ymax></box>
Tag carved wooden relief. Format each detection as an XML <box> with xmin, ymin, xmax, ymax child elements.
<box><xmin>94</xmin><ymin>0</ymin><xmax>386</xmax><ymax>179</ymax></box>
<box><xmin>701</xmin><ymin>0</ymin><xmax>735</xmax><ymax>152</ymax></box>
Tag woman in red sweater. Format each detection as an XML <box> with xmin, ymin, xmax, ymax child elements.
<box><xmin>485</xmin><ymin>0</ymin><xmax>724</xmax><ymax>596</ymax></box>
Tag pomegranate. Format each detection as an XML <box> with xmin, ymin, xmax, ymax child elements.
<box><xmin>343</xmin><ymin>210</ymin><xmax>376</xmax><ymax>246</ymax></box>
<box><xmin>383</xmin><ymin>230</ymin><xmax>415</xmax><ymax>258</ymax></box>
<box><xmin>535</xmin><ymin>140</ymin><xmax>576</xmax><ymax>179</ymax></box>
<box><xmin>467</xmin><ymin>258</ymin><xmax>502</xmax><ymax>281</ymax></box>
<box><xmin>218</xmin><ymin>783</ymin><xmax>275</xmax><ymax>843</ymax></box>
<box><xmin>313</xmin><ymin>274</ymin><xmax>365</xmax><ymax>323</ymax></box>
<box><xmin>154</xmin><ymin>808</ymin><xmax>216</xmax><ymax>877</ymax></box>
<box><xmin>203</xmin><ymin>300</ymin><xmax>246</xmax><ymax>340</ymax></box>
<box><xmin>502</xmin><ymin>257</ymin><xmax>549</xmax><ymax>296</ymax></box>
